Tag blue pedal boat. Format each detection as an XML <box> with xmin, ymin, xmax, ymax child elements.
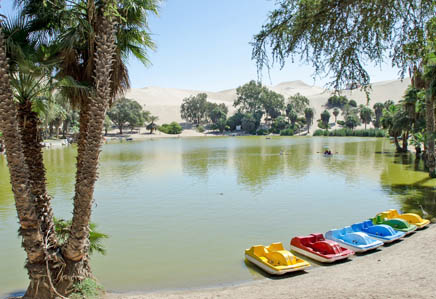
<box><xmin>351</xmin><ymin>220</ymin><xmax>405</xmax><ymax>243</ymax></box>
<box><xmin>325</xmin><ymin>226</ymin><xmax>383</xmax><ymax>253</ymax></box>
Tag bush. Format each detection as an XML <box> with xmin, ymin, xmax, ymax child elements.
<box><xmin>70</xmin><ymin>278</ymin><xmax>103</xmax><ymax>299</ymax></box>
<box><xmin>349</xmin><ymin>99</ymin><xmax>357</xmax><ymax>107</ymax></box>
<box><xmin>326</xmin><ymin>95</ymin><xmax>348</xmax><ymax>108</ymax></box>
<box><xmin>196</xmin><ymin>125</ymin><xmax>205</xmax><ymax>133</ymax></box>
<box><xmin>256</xmin><ymin>128</ymin><xmax>268</xmax><ymax>135</ymax></box>
<box><xmin>337</xmin><ymin>120</ymin><xmax>345</xmax><ymax>126</ymax></box>
<box><xmin>280</xmin><ymin>128</ymin><xmax>294</xmax><ymax>136</ymax></box>
<box><xmin>159</xmin><ymin>122</ymin><xmax>183</xmax><ymax>134</ymax></box>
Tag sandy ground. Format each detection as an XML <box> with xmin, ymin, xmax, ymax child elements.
<box><xmin>106</xmin><ymin>224</ymin><xmax>436</xmax><ymax>299</ymax></box>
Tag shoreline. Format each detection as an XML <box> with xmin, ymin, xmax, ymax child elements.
<box><xmin>106</xmin><ymin>224</ymin><xmax>436</xmax><ymax>299</ymax></box>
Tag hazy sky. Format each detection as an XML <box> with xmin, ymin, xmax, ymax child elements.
<box><xmin>2</xmin><ymin>0</ymin><xmax>403</xmax><ymax>91</ymax></box>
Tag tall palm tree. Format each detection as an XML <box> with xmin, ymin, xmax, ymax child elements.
<box><xmin>0</xmin><ymin>27</ymin><xmax>48</xmax><ymax>297</ymax></box>
<box><xmin>304</xmin><ymin>107</ymin><xmax>314</xmax><ymax>134</ymax></box>
<box><xmin>2</xmin><ymin>0</ymin><xmax>159</xmax><ymax>297</ymax></box>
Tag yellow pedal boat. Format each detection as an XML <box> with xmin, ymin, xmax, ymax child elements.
<box><xmin>245</xmin><ymin>242</ymin><xmax>310</xmax><ymax>275</ymax></box>
<box><xmin>379</xmin><ymin>209</ymin><xmax>430</xmax><ymax>229</ymax></box>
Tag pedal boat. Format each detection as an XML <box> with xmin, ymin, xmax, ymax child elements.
<box><xmin>351</xmin><ymin>220</ymin><xmax>405</xmax><ymax>243</ymax></box>
<box><xmin>372</xmin><ymin>214</ymin><xmax>417</xmax><ymax>234</ymax></box>
<box><xmin>245</xmin><ymin>242</ymin><xmax>310</xmax><ymax>275</ymax></box>
<box><xmin>290</xmin><ymin>233</ymin><xmax>354</xmax><ymax>263</ymax></box>
<box><xmin>325</xmin><ymin>226</ymin><xmax>383</xmax><ymax>253</ymax></box>
<box><xmin>378</xmin><ymin>209</ymin><xmax>430</xmax><ymax>229</ymax></box>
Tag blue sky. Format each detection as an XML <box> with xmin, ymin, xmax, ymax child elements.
<box><xmin>2</xmin><ymin>0</ymin><xmax>402</xmax><ymax>91</ymax></box>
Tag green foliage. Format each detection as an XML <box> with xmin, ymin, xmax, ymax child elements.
<box><xmin>207</xmin><ymin>103</ymin><xmax>228</xmax><ymax>124</ymax></box>
<box><xmin>280</xmin><ymin>128</ymin><xmax>294</xmax><ymax>136</ymax></box>
<box><xmin>348</xmin><ymin>100</ymin><xmax>357</xmax><ymax>107</ymax></box>
<box><xmin>159</xmin><ymin>122</ymin><xmax>183</xmax><ymax>134</ymax></box>
<box><xmin>253</xmin><ymin>0</ymin><xmax>435</xmax><ymax>89</ymax></box>
<box><xmin>196</xmin><ymin>125</ymin><xmax>205</xmax><ymax>133</ymax></box>
<box><xmin>53</xmin><ymin>218</ymin><xmax>108</xmax><ymax>256</ymax></box>
<box><xmin>337</xmin><ymin>120</ymin><xmax>345</xmax><ymax>126</ymax></box>
<box><xmin>345</xmin><ymin>114</ymin><xmax>360</xmax><ymax>130</ymax></box>
<box><xmin>359</xmin><ymin>106</ymin><xmax>373</xmax><ymax>128</ymax></box>
<box><xmin>180</xmin><ymin>93</ymin><xmax>208</xmax><ymax>125</ymax></box>
<box><xmin>270</xmin><ymin>116</ymin><xmax>288</xmax><ymax>133</ymax></box>
<box><xmin>241</xmin><ymin>113</ymin><xmax>257</xmax><ymax>134</ymax></box>
<box><xmin>70</xmin><ymin>278</ymin><xmax>103</xmax><ymax>299</ymax></box>
<box><xmin>288</xmin><ymin>93</ymin><xmax>309</xmax><ymax>114</ymax></box>
<box><xmin>263</xmin><ymin>89</ymin><xmax>285</xmax><ymax>120</ymax></box>
<box><xmin>332</xmin><ymin>108</ymin><xmax>340</xmax><ymax>123</ymax></box>
<box><xmin>313</xmin><ymin>128</ymin><xmax>386</xmax><ymax>137</ymax></box>
<box><xmin>234</xmin><ymin>80</ymin><xmax>265</xmax><ymax>113</ymax></box>
<box><xmin>107</xmin><ymin>98</ymin><xmax>148</xmax><ymax>134</ymax></box>
<box><xmin>226</xmin><ymin>111</ymin><xmax>244</xmax><ymax>131</ymax></box>
<box><xmin>326</xmin><ymin>95</ymin><xmax>348</xmax><ymax>109</ymax></box>
<box><xmin>373</xmin><ymin>102</ymin><xmax>384</xmax><ymax>128</ymax></box>
<box><xmin>304</xmin><ymin>107</ymin><xmax>314</xmax><ymax>132</ymax></box>
<box><xmin>256</xmin><ymin>128</ymin><xmax>268</xmax><ymax>135</ymax></box>
<box><xmin>320</xmin><ymin>110</ymin><xmax>330</xmax><ymax>128</ymax></box>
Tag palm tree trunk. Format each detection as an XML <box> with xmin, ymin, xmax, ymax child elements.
<box><xmin>63</xmin><ymin>6</ymin><xmax>116</xmax><ymax>262</ymax></box>
<box><xmin>425</xmin><ymin>92</ymin><xmax>436</xmax><ymax>177</ymax></box>
<box><xmin>0</xmin><ymin>30</ymin><xmax>58</xmax><ymax>297</ymax></box>
<box><xmin>17</xmin><ymin>100</ymin><xmax>57</xmax><ymax>241</ymax></box>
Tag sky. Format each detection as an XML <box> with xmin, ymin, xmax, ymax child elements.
<box><xmin>1</xmin><ymin>0</ymin><xmax>403</xmax><ymax>91</ymax></box>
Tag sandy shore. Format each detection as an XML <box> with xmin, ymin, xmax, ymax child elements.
<box><xmin>107</xmin><ymin>224</ymin><xmax>436</xmax><ymax>299</ymax></box>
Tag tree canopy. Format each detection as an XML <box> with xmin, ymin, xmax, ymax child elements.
<box><xmin>252</xmin><ymin>0</ymin><xmax>435</xmax><ymax>90</ymax></box>
<box><xmin>107</xmin><ymin>97</ymin><xmax>149</xmax><ymax>134</ymax></box>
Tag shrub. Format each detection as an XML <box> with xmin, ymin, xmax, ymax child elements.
<box><xmin>196</xmin><ymin>125</ymin><xmax>205</xmax><ymax>133</ymax></box>
<box><xmin>315</xmin><ymin>128</ymin><xmax>386</xmax><ymax>137</ymax></box>
<box><xmin>280</xmin><ymin>128</ymin><xmax>294</xmax><ymax>136</ymax></box>
<box><xmin>256</xmin><ymin>128</ymin><xmax>268</xmax><ymax>135</ymax></box>
<box><xmin>159</xmin><ymin>122</ymin><xmax>183</xmax><ymax>134</ymax></box>
<box><xmin>337</xmin><ymin>120</ymin><xmax>345</xmax><ymax>126</ymax></box>
<box><xmin>70</xmin><ymin>278</ymin><xmax>103</xmax><ymax>299</ymax></box>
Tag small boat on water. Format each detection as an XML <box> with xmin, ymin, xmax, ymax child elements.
<box><xmin>377</xmin><ymin>209</ymin><xmax>430</xmax><ymax>229</ymax></box>
<box><xmin>372</xmin><ymin>214</ymin><xmax>417</xmax><ymax>234</ymax></box>
<box><xmin>245</xmin><ymin>242</ymin><xmax>310</xmax><ymax>275</ymax></box>
<box><xmin>325</xmin><ymin>226</ymin><xmax>383</xmax><ymax>253</ymax></box>
<box><xmin>290</xmin><ymin>233</ymin><xmax>354</xmax><ymax>263</ymax></box>
<box><xmin>351</xmin><ymin>220</ymin><xmax>405</xmax><ymax>243</ymax></box>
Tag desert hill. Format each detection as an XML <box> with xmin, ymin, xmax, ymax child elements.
<box><xmin>124</xmin><ymin>78</ymin><xmax>412</xmax><ymax>124</ymax></box>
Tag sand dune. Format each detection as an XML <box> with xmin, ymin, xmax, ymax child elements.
<box><xmin>124</xmin><ymin>78</ymin><xmax>412</xmax><ymax>125</ymax></box>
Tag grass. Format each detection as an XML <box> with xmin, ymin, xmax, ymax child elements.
<box><xmin>313</xmin><ymin>128</ymin><xmax>386</xmax><ymax>137</ymax></box>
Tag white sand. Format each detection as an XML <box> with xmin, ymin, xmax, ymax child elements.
<box><xmin>107</xmin><ymin>224</ymin><xmax>435</xmax><ymax>299</ymax></box>
<box><xmin>124</xmin><ymin>79</ymin><xmax>412</xmax><ymax>126</ymax></box>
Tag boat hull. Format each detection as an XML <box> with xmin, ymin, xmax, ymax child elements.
<box><xmin>245</xmin><ymin>254</ymin><xmax>310</xmax><ymax>275</ymax></box>
<box><xmin>290</xmin><ymin>245</ymin><xmax>351</xmax><ymax>263</ymax></box>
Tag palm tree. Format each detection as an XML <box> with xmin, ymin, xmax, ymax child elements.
<box><xmin>0</xmin><ymin>27</ymin><xmax>47</xmax><ymax>297</ymax></box>
<box><xmin>373</xmin><ymin>102</ymin><xmax>384</xmax><ymax>128</ymax></box>
<box><xmin>304</xmin><ymin>107</ymin><xmax>314</xmax><ymax>134</ymax></box>
<box><xmin>1</xmin><ymin>0</ymin><xmax>159</xmax><ymax>297</ymax></box>
<box><xmin>333</xmin><ymin>108</ymin><xmax>339</xmax><ymax>123</ymax></box>
<box><xmin>359</xmin><ymin>106</ymin><xmax>373</xmax><ymax>129</ymax></box>
<box><xmin>147</xmin><ymin>115</ymin><xmax>159</xmax><ymax>134</ymax></box>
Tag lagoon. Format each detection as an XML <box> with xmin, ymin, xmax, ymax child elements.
<box><xmin>0</xmin><ymin>136</ymin><xmax>435</xmax><ymax>296</ymax></box>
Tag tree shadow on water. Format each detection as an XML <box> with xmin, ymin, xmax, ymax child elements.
<box><xmin>383</xmin><ymin>184</ymin><xmax>436</xmax><ymax>220</ymax></box>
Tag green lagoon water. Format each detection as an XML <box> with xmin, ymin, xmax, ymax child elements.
<box><xmin>1</xmin><ymin>136</ymin><xmax>435</xmax><ymax>296</ymax></box>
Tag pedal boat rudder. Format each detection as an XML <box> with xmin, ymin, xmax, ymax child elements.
<box><xmin>372</xmin><ymin>213</ymin><xmax>417</xmax><ymax>234</ymax></box>
<box><xmin>380</xmin><ymin>209</ymin><xmax>430</xmax><ymax>229</ymax></box>
<box><xmin>325</xmin><ymin>226</ymin><xmax>383</xmax><ymax>253</ymax></box>
<box><xmin>290</xmin><ymin>233</ymin><xmax>354</xmax><ymax>263</ymax></box>
<box><xmin>351</xmin><ymin>220</ymin><xmax>405</xmax><ymax>243</ymax></box>
<box><xmin>245</xmin><ymin>242</ymin><xmax>310</xmax><ymax>275</ymax></box>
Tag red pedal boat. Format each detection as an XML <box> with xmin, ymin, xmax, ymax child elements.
<box><xmin>290</xmin><ymin>233</ymin><xmax>354</xmax><ymax>263</ymax></box>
